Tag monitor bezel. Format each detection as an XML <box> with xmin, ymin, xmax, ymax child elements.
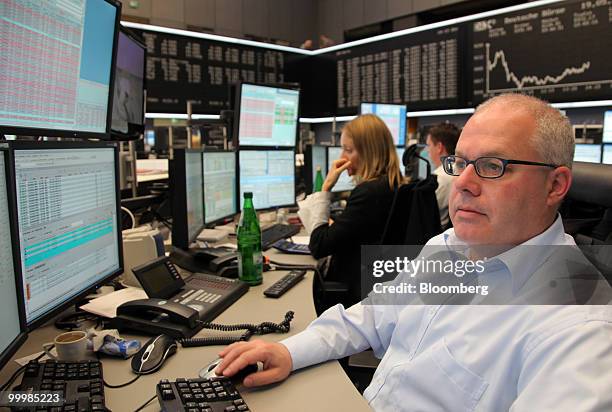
<box><xmin>359</xmin><ymin>102</ymin><xmax>408</xmax><ymax>147</ymax></box>
<box><xmin>0</xmin><ymin>0</ymin><xmax>122</xmax><ymax>140</ymax></box>
<box><xmin>171</xmin><ymin>148</ymin><xmax>206</xmax><ymax>250</ymax></box>
<box><xmin>5</xmin><ymin>140</ymin><xmax>124</xmax><ymax>330</ymax></box>
<box><xmin>0</xmin><ymin>146</ymin><xmax>28</xmax><ymax>370</ymax></box>
<box><xmin>326</xmin><ymin>146</ymin><xmax>355</xmax><ymax>193</ymax></box>
<box><xmin>237</xmin><ymin>148</ymin><xmax>297</xmax><ymax>211</ymax></box>
<box><xmin>233</xmin><ymin>81</ymin><xmax>301</xmax><ymax>149</ymax></box>
<box><xmin>202</xmin><ymin>149</ymin><xmax>238</xmax><ymax>226</ymax></box>
<box><xmin>109</xmin><ymin>26</ymin><xmax>148</xmax><ymax>141</ymax></box>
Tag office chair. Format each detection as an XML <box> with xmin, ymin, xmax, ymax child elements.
<box><xmin>562</xmin><ymin>162</ymin><xmax>612</xmax><ymax>285</ymax></box>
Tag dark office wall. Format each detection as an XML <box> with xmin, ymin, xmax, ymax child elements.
<box><xmin>118</xmin><ymin>0</ymin><xmax>318</xmax><ymax>47</ymax></box>
<box><xmin>119</xmin><ymin>0</ymin><xmax>479</xmax><ymax>47</ymax></box>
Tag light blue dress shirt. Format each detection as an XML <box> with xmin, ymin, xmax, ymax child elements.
<box><xmin>281</xmin><ymin>216</ymin><xmax>612</xmax><ymax>411</ymax></box>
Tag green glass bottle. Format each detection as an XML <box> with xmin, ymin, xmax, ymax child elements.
<box><xmin>314</xmin><ymin>165</ymin><xmax>324</xmax><ymax>192</ymax></box>
<box><xmin>237</xmin><ymin>192</ymin><xmax>263</xmax><ymax>285</ymax></box>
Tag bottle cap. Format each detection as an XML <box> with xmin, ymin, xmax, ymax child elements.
<box><xmin>316</xmin><ymin>165</ymin><xmax>321</xmax><ymax>171</ymax></box>
<box><xmin>244</xmin><ymin>192</ymin><xmax>253</xmax><ymax>199</ymax></box>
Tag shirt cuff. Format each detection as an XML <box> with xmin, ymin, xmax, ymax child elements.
<box><xmin>297</xmin><ymin>191</ymin><xmax>331</xmax><ymax>234</ymax></box>
<box><xmin>281</xmin><ymin>329</ymin><xmax>332</xmax><ymax>371</ymax></box>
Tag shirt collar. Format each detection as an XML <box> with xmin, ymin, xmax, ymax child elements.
<box><xmin>443</xmin><ymin>214</ymin><xmax>571</xmax><ymax>293</ymax></box>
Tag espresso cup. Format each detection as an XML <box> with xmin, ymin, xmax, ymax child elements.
<box><xmin>42</xmin><ymin>331</ymin><xmax>88</xmax><ymax>361</ymax></box>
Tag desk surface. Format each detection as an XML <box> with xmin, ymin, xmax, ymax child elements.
<box><xmin>1</xmin><ymin>250</ymin><xmax>371</xmax><ymax>412</ymax></box>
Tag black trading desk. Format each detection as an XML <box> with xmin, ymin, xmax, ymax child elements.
<box><xmin>0</xmin><ymin>249</ymin><xmax>371</xmax><ymax>412</ymax></box>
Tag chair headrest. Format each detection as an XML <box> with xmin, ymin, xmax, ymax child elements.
<box><xmin>568</xmin><ymin>162</ymin><xmax>612</xmax><ymax>208</ymax></box>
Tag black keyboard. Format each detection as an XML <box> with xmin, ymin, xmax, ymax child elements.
<box><xmin>157</xmin><ymin>377</ymin><xmax>250</xmax><ymax>412</ymax></box>
<box><xmin>17</xmin><ymin>359</ymin><xmax>106</xmax><ymax>411</ymax></box>
<box><xmin>261</xmin><ymin>224</ymin><xmax>300</xmax><ymax>250</ymax></box>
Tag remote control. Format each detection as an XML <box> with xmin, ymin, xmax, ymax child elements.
<box><xmin>263</xmin><ymin>270</ymin><xmax>307</xmax><ymax>298</ymax></box>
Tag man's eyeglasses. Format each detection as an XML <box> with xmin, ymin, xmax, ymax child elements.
<box><xmin>440</xmin><ymin>155</ymin><xmax>558</xmax><ymax>179</ymax></box>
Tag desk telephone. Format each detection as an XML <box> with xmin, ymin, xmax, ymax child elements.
<box><xmin>170</xmin><ymin>247</ymin><xmax>239</xmax><ymax>278</ymax></box>
<box><xmin>114</xmin><ymin>256</ymin><xmax>249</xmax><ymax>339</ymax></box>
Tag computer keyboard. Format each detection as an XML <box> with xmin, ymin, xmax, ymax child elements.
<box><xmin>17</xmin><ymin>359</ymin><xmax>106</xmax><ymax>411</ymax></box>
<box><xmin>157</xmin><ymin>377</ymin><xmax>250</xmax><ymax>412</ymax></box>
<box><xmin>271</xmin><ymin>239</ymin><xmax>310</xmax><ymax>255</ymax></box>
<box><xmin>261</xmin><ymin>224</ymin><xmax>300</xmax><ymax>250</ymax></box>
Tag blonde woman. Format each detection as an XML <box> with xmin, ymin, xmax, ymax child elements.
<box><xmin>299</xmin><ymin>114</ymin><xmax>403</xmax><ymax>307</ymax></box>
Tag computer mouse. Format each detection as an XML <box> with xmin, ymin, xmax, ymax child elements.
<box><xmin>199</xmin><ymin>357</ymin><xmax>260</xmax><ymax>384</ymax></box>
<box><xmin>131</xmin><ymin>334</ymin><xmax>177</xmax><ymax>374</ymax></box>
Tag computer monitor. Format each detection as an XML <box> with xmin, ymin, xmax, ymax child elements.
<box><xmin>304</xmin><ymin>145</ymin><xmax>328</xmax><ymax>193</ymax></box>
<box><xmin>396</xmin><ymin>147</ymin><xmax>406</xmax><ymax>166</ymax></box>
<box><xmin>360</xmin><ymin>103</ymin><xmax>407</xmax><ymax>146</ymax></box>
<box><xmin>238</xmin><ymin>150</ymin><xmax>295</xmax><ymax>210</ymax></box>
<box><xmin>0</xmin><ymin>0</ymin><xmax>121</xmax><ymax>139</ymax></box>
<box><xmin>0</xmin><ymin>147</ymin><xmax>27</xmax><ymax>369</ymax></box>
<box><xmin>604</xmin><ymin>111</ymin><xmax>612</xmax><ymax>144</ymax></box>
<box><xmin>603</xmin><ymin>144</ymin><xmax>612</xmax><ymax>165</ymax></box>
<box><xmin>203</xmin><ymin>151</ymin><xmax>237</xmax><ymax>225</ymax></box>
<box><xmin>574</xmin><ymin>144</ymin><xmax>602</xmax><ymax>163</ymax></box>
<box><xmin>235</xmin><ymin>83</ymin><xmax>300</xmax><ymax>148</ymax></box>
<box><xmin>110</xmin><ymin>28</ymin><xmax>146</xmax><ymax>139</ymax></box>
<box><xmin>145</xmin><ymin>130</ymin><xmax>156</xmax><ymax>147</ymax></box>
<box><xmin>11</xmin><ymin>142</ymin><xmax>123</xmax><ymax>328</ymax></box>
<box><xmin>327</xmin><ymin>147</ymin><xmax>356</xmax><ymax>193</ymax></box>
<box><xmin>172</xmin><ymin>149</ymin><xmax>205</xmax><ymax>249</ymax></box>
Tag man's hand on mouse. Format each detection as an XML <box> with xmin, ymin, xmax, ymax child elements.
<box><xmin>215</xmin><ymin>340</ymin><xmax>293</xmax><ymax>387</ymax></box>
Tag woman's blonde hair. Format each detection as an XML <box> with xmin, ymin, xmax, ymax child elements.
<box><xmin>342</xmin><ymin>114</ymin><xmax>403</xmax><ymax>189</ymax></box>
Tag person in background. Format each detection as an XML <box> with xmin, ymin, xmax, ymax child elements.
<box><xmin>298</xmin><ymin>114</ymin><xmax>403</xmax><ymax>307</ymax></box>
<box><xmin>424</xmin><ymin>123</ymin><xmax>460</xmax><ymax>228</ymax></box>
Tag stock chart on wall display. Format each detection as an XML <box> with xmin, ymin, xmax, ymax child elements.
<box><xmin>14</xmin><ymin>148</ymin><xmax>121</xmax><ymax>324</ymax></box>
<box><xmin>237</xmin><ymin>84</ymin><xmax>299</xmax><ymax>147</ymax></box>
<box><xmin>0</xmin><ymin>0</ymin><xmax>119</xmax><ymax>136</ymax></box>
<box><xmin>469</xmin><ymin>0</ymin><xmax>612</xmax><ymax>105</ymax></box>
<box><xmin>335</xmin><ymin>26</ymin><xmax>461</xmax><ymax>115</ymax></box>
<box><xmin>0</xmin><ymin>154</ymin><xmax>23</xmax><ymax>356</ymax></box>
<box><xmin>203</xmin><ymin>151</ymin><xmax>237</xmax><ymax>224</ymax></box>
<box><xmin>185</xmin><ymin>151</ymin><xmax>205</xmax><ymax>241</ymax></box>
<box><xmin>573</xmin><ymin>143</ymin><xmax>602</xmax><ymax>163</ymax></box>
<box><xmin>604</xmin><ymin>111</ymin><xmax>612</xmax><ymax>143</ymax></box>
<box><xmin>327</xmin><ymin>147</ymin><xmax>356</xmax><ymax>192</ymax></box>
<box><xmin>361</xmin><ymin>103</ymin><xmax>407</xmax><ymax>146</ymax></box>
<box><xmin>239</xmin><ymin>150</ymin><xmax>295</xmax><ymax>210</ymax></box>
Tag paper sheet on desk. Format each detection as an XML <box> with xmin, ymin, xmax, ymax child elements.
<box><xmin>80</xmin><ymin>287</ymin><xmax>147</xmax><ymax>318</ymax></box>
<box><xmin>290</xmin><ymin>236</ymin><xmax>310</xmax><ymax>245</ymax></box>
<box><xmin>15</xmin><ymin>351</ymin><xmax>52</xmax><ymax>366</ymax></box>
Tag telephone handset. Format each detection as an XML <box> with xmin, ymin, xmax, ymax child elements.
<box><xmin>117</xmin><ymin>298</ymin><xmax>198</xmax><ymax>328</ymax></box>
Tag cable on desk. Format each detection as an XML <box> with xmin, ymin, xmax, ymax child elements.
<box><xmin>133</xmin><ymin>393</ymin><xmax>157</xmax><ymax>412</ymax></box>
<box><xmin>181</xmin><ymin>311</ymin><xmax>295</xmax><ymax>347</ymax></box>
<box><xmin>0</xmin><ymin>349</ymin><xmax>49</xmax><ymax>391</ymax></box>
<box><xmin>103</xmin><ymin>374</ymin><xmax>141</xmax><ymax>388</ymax></box>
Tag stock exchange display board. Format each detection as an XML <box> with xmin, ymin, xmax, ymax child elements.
<box><xmin>131</xmin><ymin>1</ymin><xmax>611</xmax><ymax>116</ymax></box>
<box><xmin>469</xmin><ymin>0</ymin><xmax>612</xmax><ymax>105</ymax></box>
<box><xmin>335</xmin><ymin>26</ymin><xmax>463</xmax><ymax>115</ymax></box>
<box><xmin>136</xmin><ymin>29</ymin><xmax>304</xmax><ymax>113</ymax></box>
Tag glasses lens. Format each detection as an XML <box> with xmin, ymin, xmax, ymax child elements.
<box><xmin>444</xmin><ymin>156</ymin><xmax>465</xmax><ymax>176</ymax></box>
<box><xmin>476</xmin><ymin>157</ymin><xmax>504</xmax><ymax>177</ymax></box>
